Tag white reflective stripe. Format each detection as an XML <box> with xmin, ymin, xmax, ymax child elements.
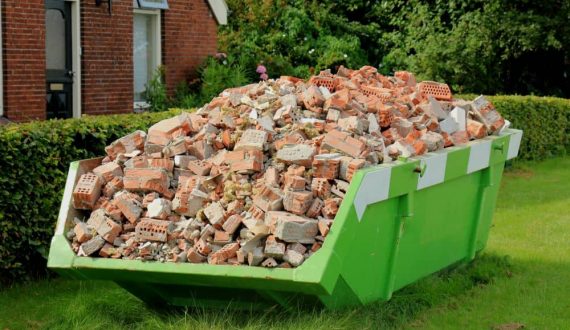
<box><xmin>417</xmin><ymin>152</ymin><xmax>448</xmax><ymax>190</ymax></box>
<box><xmin>507</xmin><ymin>130</ymin><xmax>523</xmax><ymax>160</ymax></box>
<box><xmin>467</xmin><ymin>139</ymin><xmax>492</xmax><ymax>174</ymax></box>
<box><xmin>353</xmin><ymin>167</ymin><xmax>391</xmax><ymax>221</ymax></box>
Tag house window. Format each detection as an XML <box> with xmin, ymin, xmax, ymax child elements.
<box><xmin>137</xmin><ymin>0</ymin><xmax>169</xmax><ymax>10</ymax></box>
<box><xmin>133</xmin><ymin>10</ymin><xmax>161</xmax><ymax>103</ymax></box>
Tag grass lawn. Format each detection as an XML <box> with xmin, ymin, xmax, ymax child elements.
<box><xmin>1</xmin><ymin>157</ymin><xmax>569</xmax><ymax>330</ymax></box>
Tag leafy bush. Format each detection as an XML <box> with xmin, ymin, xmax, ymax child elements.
<box><xmin>0</xmin><ymin>95</ymin><xmax>568</xmax><ymax>285</ymax></box>
<box><xmin>220</xmin><ymin>0</ymin><xmax>569</xmax><ymax>97</ymax></box>
<box><xmin>143</xmin><ymin>66</ymin><xmax>168</xmax><ymax>112</ymax></box>
<box><xmin>172</xmin><ymin>56</ymin><xmax>250</xmax><ymax>109</ymax></box>
<box><xmin>486</xmin><ymin>95</ymin><xmax>569</xmax><ymax>160</ymax></box>
<box><xmin>219</xmin><ymin>1</ymin><xmax>369</xmax><ymax>79</ymax></box>
<box><xmin>0</xmin><ymin>110</ymin><xmax>181</xmax><ymax>285</ymax></box>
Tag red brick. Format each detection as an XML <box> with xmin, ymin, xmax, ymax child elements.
<box><xmin>222</xmin><ymin>214</ymin><xmax>243</xmax><ymax>235</ymax></box>
<box><xmin>209</xmin><ymin>243</ymin><xmax>239</xmax><ymax>264</ymax></box>
<box><xmin>418</xmin><ymin>81</ymin><xmax>452</xmax><ymax>101</ymax></box>
<box><xmin>322</xmin><ymin>130</ymin><xmax>366</xmax><ymax>158</ymax></box>
<box><xmin>283</xmin><ymin>175</ymin><xmax>306</xmax><ymax>191</ymax></box>
<box><xmin>311</xmin><ymin>178</ymin><xmax>331</xmax><ymax>199</ymax></box>
<box><xmin>93</xmin><ymin>162</ymin><xmax>123</xmax><ymax>183</ymax></box>
<box><xmin>322</xmin><ymin>198</ymin><xmax>340</xmax><ymax>219</ymax></box>
<box><xmin>305</xmin><ymin>198</ymin><xmax>324</xmax><ymax>218</ymax></box>
<box><xmin>73</xmin><ymin>174</ymin><xmax>103</xmax><ymax>210</ymax></box>
<box><xmin>283</xmin><ymin>190</ymin><xmax>314</xmax><ymax>215</ymax></box>
<box><xmin>346</xmin><ymin>158</ymin><xmax>365</xmax><ymax>181</ymax></box>
<box><xmin>187</xmin><ymin>160</ymin><xmax>212</xmax><ymax>176</ymax></box>
<box><xmin>148</xmin><ymin>158</ymin><xmax>175</xmax><ymax>173</ymax></box>
<box><xmin>135</xmin><ymin>219</ymin><xmax>170</xmax><ymax>242</ymax></box>
<box><xmin>123</xmin><ymin>168</ymin><xmax>170</xmax><ymax>195</ymax></box>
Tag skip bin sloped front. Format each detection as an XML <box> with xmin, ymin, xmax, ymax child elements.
<box><xmin>48</xmin><ymin>130</ymin><xmax>522</xmax><ymax>309</ymax></box>
<box><xmin>326</xmin><ymin>129</ymin><xmax>521</xmax><ymax>304</ymax></box>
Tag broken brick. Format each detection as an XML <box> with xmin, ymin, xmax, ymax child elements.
<box><xmin>312</xmin><ymin>156</ymin><xmax>340</xmax><ymax>180</ymax></box>
<box><xmin>467</xmin><ymin>119</ymin><xmax>488</xmax><ymax>140</ymax></box>
<box><xmin>74</xmin><ymin>222</ymin><xmax>92</xmax><ymax>243</ymax></box>
<box><xmin>93</xmin><ymin>162</ymin><xmax>123</xmax><ymax>183</ymax></box>
<box><xmin>311</xmin><ymin>178</ymin><xmax>331</xmax><ymax>199</ymax></box>
<box><xmin>225</xmin><ymin>149</ymin><xmax>263</xmax><ymax>173</ymax></box>
<box><xmin>275</xmin><ymin>144</ymin><xmax>316</xmax><ymax>167</ymax></box>
<box><xmin>204</xmin><ymin>202</ymin><xmax>226</xmax><ymax>229</ymax></box>
<box><xmin>253</xmin><ymin>185</ymin><xmax>284</xmax><ymax>212</ymax></box>
<box><xmin>418</xmin><ymin>81</ymin><xmax>452</xmax><ymax>101</ymax></box>
<box><xmin>210</xmin><ymin>242</ymin><xmax>240</xmax><ymax>264</ymax></box>
<box><xmin>305</xmin><ymin>198</ymin><xmax>324</xmax><ymax>218</ymax></box>
<box><xmin>146</xmin><ymin>198</ymin><xmax>172</xmax><ymax>220</ymax></box>
<box><xmin>222</xmin><ymin>214</ymin><xmax>243</xmax><ymax>235</ymax></box>
<box><xmin>123</xmin><ymin>168</ymin><xmax>170</xmax><ymax>195</ymax></box>
<box><xmin>283</xmin><ymin>175</ymin><xmax>306</xmax><ymax>191</ymax></box>
<box><xmin>105</xmin><ymin>130</ymin><xmax>146</xmax><ymax>159</ymax></box>
<box><xmin>321</xmin><ymin>130</ymin><xmax>366</xmax><ymax>158</ymax></box>
<box><xmin>264</xmin><ymin>235</ymin><xmax>285</xmax><ymax>259</ymax></box>
<box><xmin>272</xmin><ymin>212</ymin><xmax>318</xmax><ymax>244</ymax></box>
<box><xmin>73</xmin><ymin>174</ymin><xmax>103</xmax><ymax>210</ymax></box>
<box><xmin>115</xmin><ymin>198</ymin><xmax>142</xmax><ymax>224</ymax></box>
<box><xmin>283</xmin><ymin>190</ymin><xmax>314</xmax><ymax>215</ymax></box>
<box><xmin>234</xmin><ymin>129</ymin><xmax>268</xmax><ymax>151</ymax></box>
<box><xmin>187</xmin><ymin>160</ymin><xmax>212</xmax><ymax>176</ymax></box>
<box><xmin>135</xmin><ymin>219</ymin><xmax>171</xmax><ymax>242</ymax></box>
<box><xmin>346</xmin><ymin>158</ymin><xmax>365</xmax><ymax>181</ymax></box>
<box><xmin>78</xmin><ymin>236</ymin><xmax>106</xmax><ymax>256</ymax></box>
<box><xmin>322</xmin><ymin>198</ymin><xmax>340</xmax><ymax>219</ymax></box>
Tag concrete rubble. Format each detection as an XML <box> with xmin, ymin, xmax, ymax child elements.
<box><xmin>69</xmin><ymin>65</ymin><xmax>506</xmax><ymax>267</ymax></box>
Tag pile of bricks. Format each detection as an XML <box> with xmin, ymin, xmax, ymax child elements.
<box><xmin>67</xmin><ymin>65</ymin><xmax>506</xmax><ymax>267</ymax></box>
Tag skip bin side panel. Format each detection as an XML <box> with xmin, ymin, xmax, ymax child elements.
<box><xmin>392</xmin><ymin>171</ymin><xmax>483</xmax><ymax>290</ymax></box>
<box><xmin>473</xmin><ymin>163</ymin><xmax>505</xmax><ymax>252</ymax></box>
<box><xmin>323</xmin><ymin>160</ymin><xmax>420</xmax><ymax>306</ymax></box>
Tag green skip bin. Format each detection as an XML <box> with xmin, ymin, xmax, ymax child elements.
<box><xmin>48</xmin><ymin>129</ymin><xmax>522</xmax><ymax>310</ymax></box>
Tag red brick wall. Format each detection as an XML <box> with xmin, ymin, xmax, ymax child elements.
<box><xmin>81</xmin><ymin>1</ymin><xmax>133</xmax><ymax>116</ymax></box>
<box><xmin>163</xmin><ymin>0</ymin><xmax>218</xmax><ymax>95</ymax></box>
<box><xmin>1</xmin><ymin>0</ymin><xmax>218</xmax><ymax>122</ymax></box>
<box><xmin>2</xmin><ymin>0</ymin><xmax>46</xmax><ymax>122</ymax></box>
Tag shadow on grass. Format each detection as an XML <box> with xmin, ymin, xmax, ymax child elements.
<box><xmin>26</xmin><ymin>254</ymin><xmax>512</xmax><ymax>330</ymax></box>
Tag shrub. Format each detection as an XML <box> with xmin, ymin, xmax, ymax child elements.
<box><xmin>0</xmin><ymin>110</ymin><xmax>181</xmax><ymax>285</ymax></box>
<box><xmin>172</xmin><ymin>56</ymin><xmax>251</xmax><ymax>109</ymax></box>
<box><xmin>220</xmin><ymin>0</ymin><xmax>570</xmax><ymax>97</ymax></box>
<box><xmin>143</xmin><ymin>66</ymin><xmax>168</xmax><ymax>112</ymax></box>
<box><xmin>0</xmin><ymin>95</ymin><xmax>568</xmax><ymax>285</ymax></box>
<box><xmin>487</xmin><ymin>95</ymin><xmax>569</xmax><ymax>160</ymax></box>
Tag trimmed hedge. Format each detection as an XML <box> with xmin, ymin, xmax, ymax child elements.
<box><xmin>0</xmin><ymin>95</ymin><xmax>568</xmax><ymax>285</ymax></box>
<box><xmin>0</xmin><ymin>109</ymin><xmax>182</xmax><ymax>285</ymax></box>
<box><xmin>457</xmin><ymin>95</ymin><xmax>570</xmax><ymax>160</ymax></box>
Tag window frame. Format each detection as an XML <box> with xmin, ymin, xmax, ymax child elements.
<box><xmin>133</xmin><ymin>8</ymin><xmax>162</xmax><ymax>108</ymax></box>
<box><xmin>136</xmin><ymin>0</ymin><xmax>169</xmax><ymax>10</ymax></box>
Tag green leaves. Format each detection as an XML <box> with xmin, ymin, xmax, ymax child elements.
<box><xmin>0</xmin><ymin>110</ymin><xmax>180</xmax><ymax>285</ymax></box>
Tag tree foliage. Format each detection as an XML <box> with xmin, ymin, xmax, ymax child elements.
<box><xmin>220</xmin><ymin>0</ymin><xmax>570</xmax><ymax>97</ymax></box>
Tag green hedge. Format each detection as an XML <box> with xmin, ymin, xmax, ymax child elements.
<box><xmin>457</xmin><ymin>95</ymin><xmax>570</xmax><ymax>160</ymax></box>
<box><xmin>0</xmin><ymin>95</ymin><xmax>568</xmax><ymax>285</ymax></box>
<box><xmin>0</xmin><ymin>109</ymin><xmax>182</xmax><ymax>285</ymax></box>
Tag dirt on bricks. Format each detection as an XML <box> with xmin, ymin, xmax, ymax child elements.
<box><xmin>68</xmin><ymin>65</ymin><xmax>507</xmax><ymax>268</ymax></box>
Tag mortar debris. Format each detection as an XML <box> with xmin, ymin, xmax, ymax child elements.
<box><xmin>70</xmin><ymin>65</ymin><xmax>507</xmax><ymax>267</ymax></box>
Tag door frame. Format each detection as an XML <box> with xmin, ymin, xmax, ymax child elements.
<box><xmin>66</xmin><ymin>0</ymin><xmax>81</xmax><ymax>119</ymax></box>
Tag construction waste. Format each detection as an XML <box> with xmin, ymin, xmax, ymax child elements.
<box><xmin>68</xmin><ymin>65</ymin><xmax>507</xmax><ymax>268</ymax></box>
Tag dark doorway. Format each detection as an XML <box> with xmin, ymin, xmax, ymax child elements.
<box><xmin>45</xmin><ymin>0</ymin><xmax>73</xmax><ymax>119</ymax></box>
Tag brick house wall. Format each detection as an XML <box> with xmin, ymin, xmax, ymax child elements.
<box><xmin>1</xmin><ymin>0</ymin><xmax>220</xmax><ymax>122</ymax></box>
<box><xmin>2</xmin><ymin>0</ymin><xmax>46</xmax><ymax>122</ymax></box>
<box><xmin>81</xmin><ymin>1</ymin><xmax>134</xmax><ymax>116</ymax></box>
<box><xmin>163</xmin><ymin>0</ymin><xmax>218</xmax><ymax>94</ymax></box>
